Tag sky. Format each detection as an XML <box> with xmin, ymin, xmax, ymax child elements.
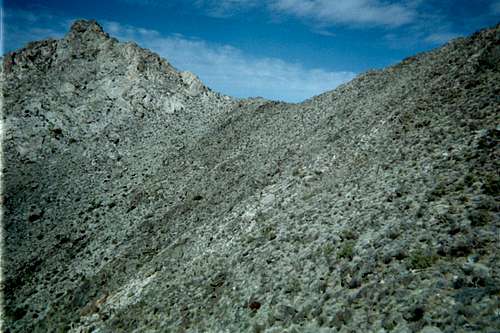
<box><xmin>2</xmin><ymin>0</ymin><xmax>500</xmax><ymax>102</ymax></box>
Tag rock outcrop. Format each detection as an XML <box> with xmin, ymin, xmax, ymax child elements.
<box><xmin>2</xmin><ymin>20</ymin><xmax>499</xmax><ymax>332</ymax></box>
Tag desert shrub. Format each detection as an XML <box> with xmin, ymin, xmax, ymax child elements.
<box><xmin>337</xmin><ymin>241</ymin><xmax>355</xmax><ymax>260</ymax></box>
<box><xmin>408</xmin><ymin>250</ymin><xmax>437</xmax><ymax>269</ymax></box>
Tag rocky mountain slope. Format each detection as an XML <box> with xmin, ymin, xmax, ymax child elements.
<box><xmin>2</xmin><ymin>20</ymin><xmax>499</xmax><ymax>332</ymax></box>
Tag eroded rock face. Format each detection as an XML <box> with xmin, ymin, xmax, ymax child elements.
<box><xmin>2</xmin><ymin>20</ymin><xmax>499</xmax><ymax>332</ymax></box>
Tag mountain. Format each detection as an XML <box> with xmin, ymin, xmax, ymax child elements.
<box><xmin>2</xmin><ymin>19</ymin><xmax>499</xmax><ymax>332</ymax></box>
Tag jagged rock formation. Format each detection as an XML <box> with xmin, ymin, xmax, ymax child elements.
<box><xmin>1</xmin><ymin>20</ymin><xmax>499</xmax><ymax>332</ymax></box>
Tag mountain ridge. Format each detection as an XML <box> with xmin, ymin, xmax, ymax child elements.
<box><xmin>2</xmin><ymin>20</ymin><xmax>499</xmax><ymax>332</ymax></box>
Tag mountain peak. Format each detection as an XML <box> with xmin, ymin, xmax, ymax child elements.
<box><xmin>66</xmin><ymin>19</ymin><xmax>109</xmax><ymax>43</ymax></box>
<box><xmin>69</xmin><ymin>19</ymin><xmax>104</xmax><ymax>35</ymax></box>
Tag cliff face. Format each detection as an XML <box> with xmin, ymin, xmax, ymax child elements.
<box><xmin>2</xmin><ymin>20</ymin><xmax>499</xmax><ymax>332</ymax></box>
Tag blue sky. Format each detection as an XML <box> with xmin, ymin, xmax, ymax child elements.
<box><xmin>2</xmin><ymin>0</ymin><xmax>500</xmax><ymax>102</ymax></box>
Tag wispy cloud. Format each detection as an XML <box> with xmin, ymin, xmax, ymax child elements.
<box><xmin>118</xmin><ymin>0</ymin><xmax>418</xmax><ymax>27</ymax></box>
<box><xmin>491</xmin><ymin>0</ymin><xmax>500</xmax><ymax>14</ymax></box>
<box><xmin>103</xmin><ymin>21</ymin><xmax>356</xmax><ymax>102</ymax></box>
<box><xmin>270</xmin><ymin>0</ymin><xmax>417</xmax><ymax>27</ymax></box>
<box><xmin>155</xmin><ymin>0</ymin><xmax>465</xmax><ymax>49</ymax></box>
<box><xmin>424</xmin><ymin>32</ymin><xmax>463</xmax><ymax>44</ymax></box>
<box><xmin>193</xmin><ymin>0</ymin><xmax>261</xmax><ymax>18</ymax></box>
<box><xmin>175</xmin><ymin>0</ymin><xmax>418</xmax><ymax>27</ymax></box>
<box><xmin>3</xmin><ymin>8</ymin><xmax>67</xmax><ymax>53</ymax></box>
<box><xmin>116</xmin><ymin>0</ymin><xmax>261</xmax><ymax>17</ymax></box>
<box><xmin>3</xmin><ymin>8</ymin><xmax>355</xmax><ymax>102</ymax></box>
<box><xmin>114</xmin><ymin>0</ymin><xmax>499</xmax><ymax>46</ymax></box>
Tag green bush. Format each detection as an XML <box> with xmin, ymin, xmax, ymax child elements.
<box><xmin>408</xmin><ymin>250</ymin><xmax>437</xmax><ymax>269</ymax></box>
<box><xmin>337</xmin><ymin>241</ymin><xmax>355</xmax><ymax>260</ymax></box>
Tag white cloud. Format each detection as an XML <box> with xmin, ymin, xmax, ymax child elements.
<box><xmin>3</xmin><ymin>9</ymin><xmax>66</xmax><ymax>54</ymax></box>
<box><xmin>4</xmin><ymin>8</ymin><xmax>53</xmax><ymax>23</ymax></box>
<box><xmin>116</xmin><ymin>0</ymin><xmax>417</xmax><ymax>27</ymax></box>
<box><xmin>270</xmin><ymin>0</ymin><xmax>417</xmax><ymax>27</ymax></box>
<box><xmin>102</xmin><ymin>21</ymin><xmax>356</xmax><ymax>102</ymax></box>
<box><xmin>116</xmin><ymin>0</ymin><xmax>261</xmax><ymax>17</ymax></box>
<box><xmin>424</xmin><ymin>32</ymin><xmax>463</xmax><ymax>44</ymax></box>
<box><xmin>2</xmin><ymin>9</ymin><xmax>356</xmax><ymax>102</ymax></box>
<box><xmin>193</xmin><ymin>0</ymin><xmax>261</xmax><ymax>17</ymax></box>
<box><xmin>491</xmin><ymin>0</ymin><xmax>500</xmax><ymax>14</ymax></box>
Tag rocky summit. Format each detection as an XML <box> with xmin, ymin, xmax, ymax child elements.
<box><xmin>1</xmin><ymin>19</ymin><xmax>499</xmax><ymax>332</ymax></box>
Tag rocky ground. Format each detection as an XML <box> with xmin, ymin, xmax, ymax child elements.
<box><xmin>1</xmin><ymin>20</ymin><xmax>499</xmax><ymax>332</ymax></box>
